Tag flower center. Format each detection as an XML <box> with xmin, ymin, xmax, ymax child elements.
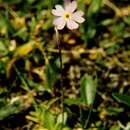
<box><xmin>64</xmin><ymin>12</ymin><xmax>71</xmax><ymax>20</ymax></box>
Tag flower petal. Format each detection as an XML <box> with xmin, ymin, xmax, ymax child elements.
<box><xmin>52</xmin><ymin>5</ymin><xmax>64</xmax><ymax>16</ymax></box>
<box><xmin>64</xmin><ymin>0</ymin><xmax>71</xmax><ymax>6</ymax></box>
<box><xmin>67</xmin><ymin>20</ymin><xmax>79</xmax><ymax>30</ymax></box>
<box><xmin>53</xmin><ymin>17</ymin><xmax>66</xmax><ymax>30</ymax></box>
<box><xmin>65</xmin><ymin>1</ymin><xmax>77</xmax><ymax>13</ymax></box>
<box><xmin>73</xmin><ymin>10</ymin><xmax>84</xmax><ymax>17</ymax></box>
<box><xmin>72</xmin><ymin>11</ymin><xmax>85</xmax><ymax>23</ymax></box>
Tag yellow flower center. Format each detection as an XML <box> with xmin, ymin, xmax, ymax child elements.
<box><xmin>64</xmin><ymin>12</ymin><xmax>72</xmax><ymax>20</ymax></box>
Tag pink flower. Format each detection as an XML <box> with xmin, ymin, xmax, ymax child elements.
<box><xmin>52</xmin><ymin>1</ymin><xmax>85</xmax><ymax>30</ymax></box>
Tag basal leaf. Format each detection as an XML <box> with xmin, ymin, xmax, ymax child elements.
<box><xmin>80</xmin><ymin>74</ymin><xmax>97</xmax><ymax>106</ymax></box>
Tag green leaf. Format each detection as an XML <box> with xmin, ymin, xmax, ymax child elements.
<box><xmin>13</xmin><ymin>27</ymin><xmax>28</xmax><ymax>41</ymax></box>
<box><xmin>64</xmin><ymin>98</ymin><xmax>82</xmax><ymax>106</ymax></box>
<box><xmin>123</xmin><ymin>16</ymin><xmax>130</xmax><ymax>25</ymax></box>
<box><xmin>106</xmin><ymin>44</ymin><xmax>120</xmax><ymax>55</ymax></box>
<box><xmin>0</xmin><ymin>40</ymin><xmax>7</xmax><ymax>53</ymax></box>
<box><xmin>2</xmin><ymin>15</ymin><xmax>14</xmax><ymax>34</ymax></box>
<box><xmin>45</xmin><ymin>63</ymin><xmax>57</xmax><ymax>92</ymax></box>
<box><xmin>84</xmin><ymin>0</ymin><xmax>102</xmax><ymax>42</ymax></box>
<box><xmin>87</xmin><ymin>0</ymin><xmax>102</xmax><ymax>17</ymax></box>
<box><xmin>57</xmin><ymin>112</ymin><xmax>67</xmax><ymax>125</ymax></box>
<box><xmin>112</xmin><ymin>23</ymin><xmax>125</xmax><ymax>36</ymax></box>
<box><xmin>100</xmin><ymin>19</ymin><xmax>113</xmax><ymax>26</ymax></box>
<box><xmin>0</xmin><ymin>100</ymin><xmax>21</xmax><ymax>120</ymax></box>
<box><xmin>110</xmin><ymin>125</ymin><xmax>121</xmax><ymax>130</ymax></box>
<box><xmin>107</xmin><ymin>107</ymin><xmax>124</xmax><ymax>116</ymax></box>
<box><xmin>80</xmin><ymin>74</ymin><xmax>97</xmax><ymax>106</ymax></box>
<box><xmin>44</xmin><ymin>110</ymin><xmax>55</xmax><ymax>130</ymax></box>
<box><xmin>112</xmin><ymin>93</ymin><xmax>130</xmax><ymax>107</ymax></box>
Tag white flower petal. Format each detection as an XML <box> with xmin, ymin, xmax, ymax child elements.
<box><xmin>53</xmin><ymin>17</ymin><xmax>66</xmax><ymax>30</ymax></box>
<box><xmin>52</xmin><ymin>9</ymin><xmax>62</xmax><ymax>16</ymax></box>
<box><xmin>72</xmin><ymin>11</ymin><xmax>85</xmax><ymax>23</ymax></box>
<box><xmin>65</xmin><ymin>1</ymin><xmax>77</xmax><ymax>13</ymax></box>
<box><xmin>64</xmin><ymin>0</ymin><xmax>71</xmax><ymax>6</ymax></box>
<box><xmin>73</xmin><ymin>10</ymin><xmax>84</xmax><ymax>17</ymax></box>
<box><xmin>52</xmin><ymin>5</ymin><xmax>64</xmax><ymax>16</ymax></box>
<box><xmin>67</xmin><ymin>20</ymin><xmax>79</xmax><ymax>30</ymax></box>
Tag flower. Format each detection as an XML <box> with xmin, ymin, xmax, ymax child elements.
<box><xmin>52</xmin><ymin>1</ymin><xmax>85</xmax><ymax>30</ymax></box>
<box><xmin>64</xmin><ymin>0</ymin><xmax>71</xmax><ymax>4</ymax></box>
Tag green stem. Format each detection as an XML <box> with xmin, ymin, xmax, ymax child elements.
<box><xmin>84</xmin><ymin>107</ymin><xmax>92</xmax><ymax>128</ymax></box>
<box><xmin>55</xmin><ymin>27</ymin><xmax>64</xmax><ymax>125</ymax></box>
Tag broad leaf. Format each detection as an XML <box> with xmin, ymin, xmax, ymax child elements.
<box><xmin>80</xmin><ymin>74</ymin><xmax>97</xmax><ymax>106</ymax></box>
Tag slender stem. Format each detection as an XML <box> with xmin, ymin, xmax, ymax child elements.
<box><xmin>84</xmin><ymin>108</ymin><xmax>92</xmax><ymax>128</ymax></box>
<box><xmin>55</xmin><ymin>27</ymin><xmax>64</xmax><ymax>124</ymax></box>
